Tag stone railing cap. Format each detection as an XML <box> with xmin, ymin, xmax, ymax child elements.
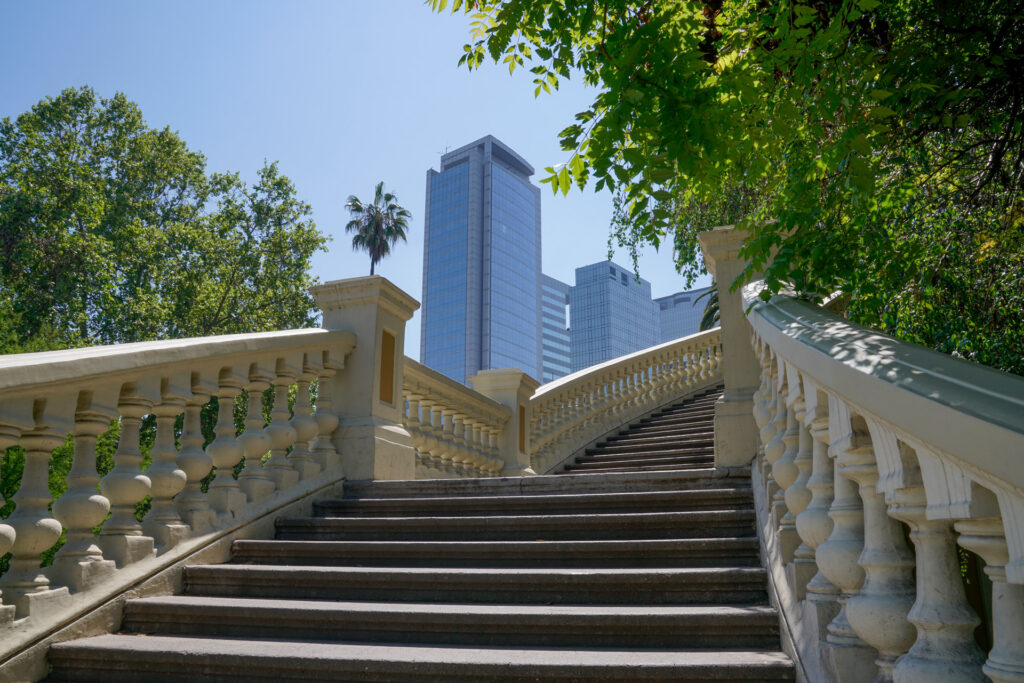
<box><xmin>0</xmin><ymin>328</ymin><xmax>355</xmax><ymax>397</ymax></box>
<box><xmin>404</xmin><ymin>357</ymin><xmax>510</xmax><ymax>426</ymax></box>
<box><xmin>310</xmin><ymin>275</ymin><xmax>420</xmax><ymax>322</ymax></box>
<box><xmin>470</xmin><ymin>369</ymin><xmax>541</xmax><ymax>393</ymax></box>
<box><xmin>532</xmin><ymin>328</ymin><xmax>722</xmax><ymax>401</ymax></box>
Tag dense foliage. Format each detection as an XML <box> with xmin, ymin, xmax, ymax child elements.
<box><xmin>0</xmin><ymin>86</ymin><xmax>327</xmax><ymax>352</ymax></box>
<box><xmin>433</xmin><ymin>0</ymin><xmax>1024</xmax><ymax>374</ymax></box>
<box><xmin>0</xmin><ymin>88</ymin><xmax>327</xmax><ymax>569</ymax></box>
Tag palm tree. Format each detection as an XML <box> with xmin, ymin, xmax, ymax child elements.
<box><xmin>695</xmin><ymin>282</ymin><xmax>720</xmax><ymax>331</ymax></box>
<box><xmin>344</xmin><ymin>181</ymin><xmax>411</xmax><ymax>275</ymax></box>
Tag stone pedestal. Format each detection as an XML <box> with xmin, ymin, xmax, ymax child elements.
<box><xmin>697</xmin><ymin>225</ymin><xmax>763</xmax><ymax>467</ymax></box>
<box><xmin>469</xmin><ymin>369</ymin><xmax>539</xmax><ymax>476</ymax></box>
<box><xmin>312</xmin><ymin>276</ymin><xmax>419</xmax><ymax>481</ymax></box>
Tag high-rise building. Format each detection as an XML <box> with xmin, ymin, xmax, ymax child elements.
<box><xmin>540</xmin><ymin>274</ymin><xmax>571</xmax><ymax>382</ymax></box>
<box><xmin>656</xmin><ymin>285</ymin><xmax>714</xmax><ymax>341</ymax></box>
<box><xmin>569</xmin><ymin>260</ymin><xmax>660</xmax><ymax>372</ymax></box>
<box><xmin>420</xmin><ymin>135</ymin><xmax>543</xmax><ymax>384</ymax></box>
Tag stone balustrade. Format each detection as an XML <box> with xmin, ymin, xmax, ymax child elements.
<box><xmin>527</xmin><ymin>329</ymin><xmax>723</xmax><ymax>474</ymax></box>
<box><xmin>743</xmin><ymin>279</ymin><xmax>1024</xmax><ymax>683</ymax></box>
<box><xmin>0</xmin><ymin>328</ymin><xmax>355</xmax><ymax>637</ymax></box>
<box><xmin>402</xmin><ymin>358</ymin><xmax>509</xmax><ymax>478</ymax></box>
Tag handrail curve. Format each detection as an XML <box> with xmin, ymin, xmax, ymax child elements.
<box><xmin>744</xmin><ymin>279</ymin><xmax>1024</xmax><ymax>682</ymax></box>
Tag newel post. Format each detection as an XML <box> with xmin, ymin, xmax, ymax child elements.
<box><xmin>469</xmin><ymin>369</ymin><xmax>539</xmax><ymax>476</ymax></box>
<box><xmin>697</xmin><ymin>225</ymin><xmax>762</xmax><ymax>467</ymax></box>
<box><xmin>311</xmin><ymin>276</ymin><xmax>420</xmax><ymax>480</ymax></box>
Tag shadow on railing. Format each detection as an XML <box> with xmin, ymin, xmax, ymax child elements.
<box><xmin>744</xmin><ymin>280</ymin><xmax>1024</xmax><ymax>683</ymax></box>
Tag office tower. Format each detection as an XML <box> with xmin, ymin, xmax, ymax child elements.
<box><xmin>540</xmin><ymin>274</ymin><xmax>571</xmax><ymax>382</ymax></box>
<box><xmin>420</xmin><ymin>135</ymin><xmax>543</xmax><ymax>384</ymax></box>
<box><xmin>657</xmin><ymin>285</ymin><xmax>714</xmax><ymax>341</ymax></box>
<box><xmin>569</xmin><ymin>260</ymin><xmax>660</xmax><ymax>372</ymax></box>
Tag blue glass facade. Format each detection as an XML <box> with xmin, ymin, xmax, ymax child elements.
<box><xmin>569</xmin><ymin>261</ymin><xmax>661</xmax><ymax>372</ymax></box>
<box><xmin>657</xmin><ymin>285</ymin><xmax>714</xmax><ymax>341</ymax></box>
<box><xmin>421</xmin><ymin>136</ymin><xmax>543</xmax><ymax>384</ymax></box>
<box><xmin>485</xmin><ymin>163</ymin><xmax>540</xmax><ymax>371</ymax></box>
<box><xmin>421</xmin><ymin>161</ymin><xmax>470</xmax><ymax>381</ymax></box>
<box><xmin>540</xmin><ymin>275</ymin><xmax>571</xmax><ymax>382</ymax></box>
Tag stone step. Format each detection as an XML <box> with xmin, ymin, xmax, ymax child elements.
<box><xmin>185</xmin><ymin>565</ymin><xmax>770</xmax><ymax>605</ymax></box>
<box><xmin>655</xmin><ymin>398</ymin><xmax>721</xmax><ymax>415</ymax></box>
<box><xmin>586</xmin><ymin>441</ymin><xmax>715</xmax><ymax>456</ymax></box>
<box><xmin>604</xmin><ymin>428</ymin><xmax>715</xmax><ymax>445</ymax></box>
<box><xmin>638</xmin><ymin>411</ymin><xmax>716</xmax><ymax>428</ymax></box>
<box><xmin>563</xmin><ymin>462</ymin><xmax>717</xmax><ymax>475</ymax></box>
<box><xmin>48</xmin><ymin>635</ymin><xmax>795</xmax><ymax>681</ymax></box>
<box><xmin>569</xmin><ymin>455</ymin><xmax>716</xmax><ymax>471</ymax></box>
<box><xmin>121</xmin><ymin>596</ymin><xmax>782</xmax><ymax>649</ymax></box>
<box><xmin>275</xmin><ymin>509</ymin><xmax>756</xmax><ymax>541</ymax></box>
<box><xmin>345</xmin><ymin>467</ymin><xmax>751</xmax><ymax>496</ymax></box>
<box><xmin>614</xmin><ymin>423</ymin><xmax>717</xmax><ymax>439</ymax></box>
<box><xmin>313</xmin><ymin>488</ymin><xmax>752</xmax><ymax>517</ymax></box>
<box><xmin>230</xmin><ymin>537</ymin><xmax>762</xmax><ymax>568</ymax></box>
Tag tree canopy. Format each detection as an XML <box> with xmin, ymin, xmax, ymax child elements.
<box><xmin>345</xmin><ymin>181</ymin><xmax>411</xmax><ymax>276</ymax></box>
<box><xmin>432</xmin><ymin>0</ymin><xmax>1024</xmax><ymax>374</ymax></box>
<box><xmin>0</xmin><ymin>86</ymin><xmax>328</xmax><ymax>353</ymax></box>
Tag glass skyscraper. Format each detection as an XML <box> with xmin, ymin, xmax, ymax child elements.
<box><xmin>420</xmin><ymin>135</ymin><xmax>543</xmax><ymax>384</ymax></box>
<box><xmin>657</xmin><ymin>285</ymin><xmax>714</xmax><ymax>341</ymax></box>
<box><xmin>540</xmin><ymin>274</ymin><xmax>571</xmax><ymax>382</ymax></box>
<box><xmin>569</xmin><ymin>260</ymin><xmax>661</xmax><ymax>372</ymax></box>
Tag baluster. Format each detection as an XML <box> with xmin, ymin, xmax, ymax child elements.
<box><xmin>51</xmin><ymin>389</ymin><xmax>117</xmax><ymax>592</ymax></box>
<box><xmin>1</xmin><ymin>395</ymin><xmax>74</xmax><ymax>616</ymax></box>
<box><xmin>288</xmin><ymin>355</ymin><xmax>320</xmax><ymax>480</ymax></box>
<box><xmin>756</xmin><ymin>360</ymin><xmax>779</xmax><ymax>494</ymax></box>
<box><xmin>787</xmin><ymin>390</ymin><xmax>816</xmax><ymax>596</ymax></box>
<box><xmin>175</xmin><ymin>374</ymin><xmax>216</xmax><ymax>534</ymax></box>
<box><xmin>451</xmin><ymin>413</ymin><xmax>471</xmax><ymax>474</ymax></box>
<box><xmin>405</xmin><ymin>394</ymin><xmax>427</xmax><ymax>473</ymax></box>
<box><xmin>141</xmin><ymin>373</ymin><xmax>191</xmax><ymax>551</ymax></box>
<box><xmin>237</xmin><ymin>363</ymin><xmax>274</xmax><ymax>502</ymax></box>
<box><xmin>763</xmin><ymin>370</ymin><xmax>788</xmax><ymax>518</ymax></box>
<box><xmin>265</xmin><ymin>360</ymin><xmax>300</xmax><ymax>491</ymax></box>
<box><xmin>99</xmin><ymin>380</ymin><xmax>158</xmax><ymax>567</ymax></box>
<box><xmin>773</xmin><ymin>379</ymin><xmax>801</xmax><ymax>561</ymax></box>
<box><xmin>419</xmin><ymin>399</ymin><xmax>441</xmax><ymax>474</ymax></box>
<box><xmin>955</xmin><ymin>514</ymin><xmax>1024</xmax><ymax>683</ymax></box>
<box><xmin>844</xmin><ymin>420</ymin><xmax>917</xmax><ymax>682</ymax></box>
<box><xmin>205</xmin><ymin>369</ymin><xmax>248</xmax><ymax>515</ymax></box>
<box><xmin>437</xmin><ymin>409</ymin><xmax>456</xmax><ymax>475</ymax></box>
<box><xmin>815</xmin><ymin>397</ymin><xmax>875</xmax><ymax>673</ymax></box>
<box><xmin>486</xmin><ymin>426</ymin><xmax>501</xmax><ymax>473</ymax></box>
<box><xmin>310</xmin><ymin>353</ymin><xmax>341</xmax><ymax>471</ymax></box>
<box><xmin>886</xmin><ymin>449</ymin><xmax>985</xmax><ymax>682</ymax></box>
<box><xmin>0</xmin><ymin>399</ymin><xmax>32</xmax><ymax>619</ymax></box>
<box><xmin>796</xmin><ymin>380</ymin><xmax>839</xmax><ymax>612</ymax></box>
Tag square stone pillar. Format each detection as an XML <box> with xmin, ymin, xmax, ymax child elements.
<box><xmin>469</xmin><ymin>369</ymin><xmax>540</xmax><ymax>476</ymax></box>
<box><xmin>698</xmin><ymin>225</ymin><xmax>763</xmax><ymax>467</ymax></box>
<box><xmin>311</xmin><ymin>276</ymin><xmax>420</xmax><ymax>480</ymax></box>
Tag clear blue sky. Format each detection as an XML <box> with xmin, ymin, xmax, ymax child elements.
<box><xmin>1</xmin><ymin>1</ymin><xmax>711</xmax><ymax>358</ymax></box>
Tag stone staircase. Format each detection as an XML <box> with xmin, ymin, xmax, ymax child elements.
<box><xmin>47</xmin><ymin>386</ymin><xmax>794</xmax><ymax>681</ymax></box>
<box><xmin>561</xmin><ymin>387</ymin><xmax>721</xmax><ymax>474</ymax></box>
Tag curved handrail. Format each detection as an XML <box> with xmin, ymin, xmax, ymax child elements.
<box><xmin>528</xmin><ymin>329</ymin><xmax>723</xmax><ymax>473</ymax></box>
<box><xmin>742</xmin><ymin>281</ymin><xmax>1024</xmax><ymax>492</ymax></box>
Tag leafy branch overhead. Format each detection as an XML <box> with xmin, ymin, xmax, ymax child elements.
<box><xmin>432</xmin><ymin>0</ymin><xmax>1024</xmax><ymax>375</ymax></box>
